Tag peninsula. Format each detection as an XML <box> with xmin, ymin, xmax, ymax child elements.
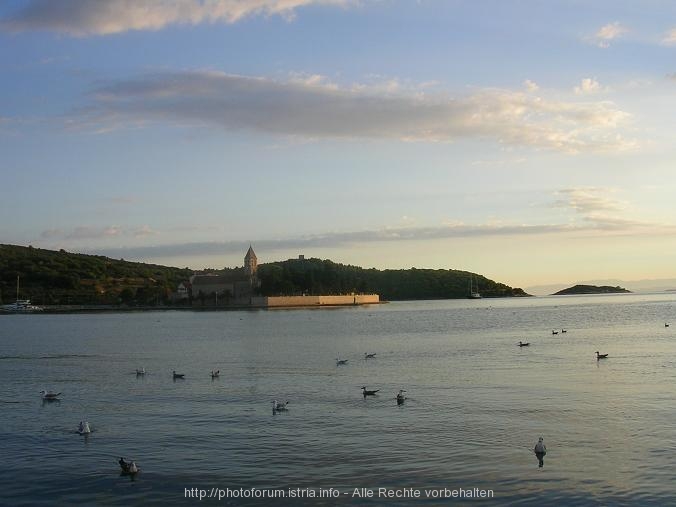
<box><xmin>552</xmin><ymin>284</ymin><xmax>631</xmax><ymax>295</ymax></box>
<box><xmin>0</xmin><ymin>244</ymin><xmax>529</xmax><ymax>308</ymax></box>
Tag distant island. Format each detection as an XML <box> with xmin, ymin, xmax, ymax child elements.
<box><xmin>0</xmin><ymin>244</ymin><xmax>530</xmax><ymax>308</ymax></box>
<box><xmin>552</xmin><ymin>284</ymin><xmax>632</xmax><ymax>295</ymax></box>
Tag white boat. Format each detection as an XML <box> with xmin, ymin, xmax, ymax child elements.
<box><xmin>468</xmin><ymin>274</ymin><xmax>482</xmax><ymax>299</ymax></box>
<box><xmin>2</xmin><ymin>276</ymin><xmax>43</xmax><ymax>312</ymax></box>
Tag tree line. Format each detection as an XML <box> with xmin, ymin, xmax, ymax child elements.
<box><xmin>0</xmin><ymin>244</ymin><xmax>528</xmax><ymax>306</ymax></box>
<box><xmin>257</xmin><ymin>257</ymin><xmax>528</xmax><ymax>300</ymax></box>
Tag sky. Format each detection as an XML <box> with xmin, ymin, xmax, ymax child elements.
<box><xmin>2</xmin><ymin>0</ymin><xmax>676</xmax><ymax>290</ymax></box>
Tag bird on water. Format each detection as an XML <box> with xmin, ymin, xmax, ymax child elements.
<box><xmin>362</xmin><ymin>387</ymin><xmax>379</xmax><ymax>397</ymax></box>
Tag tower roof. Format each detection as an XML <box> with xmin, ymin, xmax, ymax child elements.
<box><xmin>245</xmin><ymin>245</ymin><xmax>257</xmax><ymax>261</ymax></box>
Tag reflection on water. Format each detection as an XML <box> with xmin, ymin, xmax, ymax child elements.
<box><xmin>1</xmin><ymin>294</ymin><xmax>676</xmax><ymax>505</ymax></box>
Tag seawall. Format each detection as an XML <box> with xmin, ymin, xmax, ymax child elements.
<box><xmin>250</xmin><ymin>294</ymin><xmax>380</xmax><ymax>308</ymax></box>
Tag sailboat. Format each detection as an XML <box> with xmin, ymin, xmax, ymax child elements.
<box><xmin>468</xmin><ymin>274</ymin><xmax>482</xmax><ymax>299</ymax></box>
<box><xmin>1</xmin><ymin>275</ymin><xmax>43</xmax><ymax>312</ymax></box>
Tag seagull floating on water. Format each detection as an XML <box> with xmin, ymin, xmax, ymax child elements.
<box><xmin>396</xmin><ymin>390</ymin><xmax>406</xmax><ymax>405</ymax></box>
<box><xmin>136</xmin><ymin>368</ymin><xmax>145</xmax><ymax>375</ymax></box>
<box><xmin>272</xmin><ymin>400</ymin><xmax>289</xmax><ymax>413</ymax></box>
<box><xmin>362</xmin><ymin>387</ymin><xmax>379</xmax><ymax>397</ymax></box>
<box><xmin>211</xmin><ymin>370</ymin><xmax>220</xmax><ymax>378</ymax></box>
<box><xmin>561</xmin><ymin>329</ymin><xmax>567</xmax><ymax>333</ymax></box>
<box><xmin>552</xmin><ymin>330</ymin><xmax>559</xmax><ymax>335</ymax></box>
<box><xmin>40</xmin><ymin>390</ymin><xmax>61</xmax><ymax>401</ymax></box>
<box><xmin>595</xmin><ymin>351</ymin><xmax>609</xmax><ymax>360</ymax></box>
<box><xmin>78</xmin><ymin>421</ymin><xmax>91</xmax><ymax>435</ymax></box>
<box><xmin>118</xmin><ymin>457</ymin><xmax>140</xmax><ymax>475</ymax></box>
<box><xmin>534</xmin><ymin>437</ymin><xmax>547</xmax><ymax>467</ymax></box>
<box><xmin>666</xmin><ymin>323</ymin><xmax>670</xmax><ymax>328</ymax></box>
<box><xmin>364</xmin><ymin>353</ymin><xmax>376</xmax><ymax>359</ymax></box>
<box><xmin>336</xmin><ymin>358</ymin><xmax>348</xmax><ymax>366</ymax></box>
<box><xmin>518</xmin><ymin>341</ymin><xmax>530</xmax><ymax>347</ymax></box>
<box><xmin>172</xmin><ymin>370</ymin><xmax>185</xmax><ymax>379</ymax></box>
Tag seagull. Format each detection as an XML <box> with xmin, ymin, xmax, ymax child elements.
<box><xmin>118</xmin><ymin>457</ymin><xmax>140</xmax><ymax>475</ymax></box>
<box><xmin>77</xmin><ymin>421</ymin><xmax>91</xmax><ymax>435</ymax></box>
<box><xmin>561</xmin><ymin>329</ymin><xmax>567</xmax><ymax>333</ymax></box>
<box><xmin>136</xmin><ymin>368</ymin><xmax>145</xmax><ymax>375</ymax></box>
<box><xmin>552</xmin><ymin>330</ymin><xmax>559</xmax><ymax>335</ymax></box>
<box><xmin>534</xmin><ymin>437</ymin><xmax>546</xmax><ymax>454</ymax></box>
<box><xmin>595</xmin><ymin>351</ymin><xmax>609</xmax><ymax>360</ymax></box>
<box><xmin>396</xmin><ymin>390</ymin><xmax>406</xmax><ymax>405</ymax></box>
<box><xmin>362</xmin><ymin>387</ymin><xmax>379</xmax><ymax>397</ymax></box>
<box><xmin>518</xmin><ymin>341</ymin><xmax>530</xmax><ymax>347</ymax></box>
<box><xmin>172</xmin><ymin>370</ymin><xmax>185</xmax><ymax>379</ymax></box>
<box><xmin>534</xmin><ymin>437</ymin><xmax>547</xmax><ymax>467</ymax></box>
<box><xmin>666</xmin><ymin>323</ymin><xmax>670</xmax><ymax>328</ymax></box>
<box><xmin>364</xmin><ymin>353</ymin><xmax>377</xmax><ymax>359</ymax></box>
<box><xmin>40</xmin><ymin>390</ymin><xmax>61</xmax><ymax>401</ymax></box>
<box><xmin>336</xmin><ymin>358</ymin><xmax>348</xmax><ymax>366</ymax></box>
<box><xmin>272</xmin><ymin>400</ymin><xmax>289</xmax><ymax>413</ymax></box>
<box><xmin>211</xmin><ymin>370</ymin><xmax>220</xmax><ymax>378</ymax></box>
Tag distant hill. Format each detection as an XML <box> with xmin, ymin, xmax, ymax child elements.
<box><xmin>0</xmin><ymin>244</ymin><xmax>529</xmax><ymax>305</ymax></box>
<box><xmin>527</xmin><ymin>278</ymin><xmax>676</xmax><ymax>295</ymax></box>
<box><xmin>552</xmin><ymin>284</ymin><xmax>631</xmax><ymax>296</ymax></box>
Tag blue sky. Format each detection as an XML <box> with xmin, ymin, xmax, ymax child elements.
<box><xmin>2</xmin><ymin>0</ymin><xmax>676</xmax><ymax>289</ymax></box>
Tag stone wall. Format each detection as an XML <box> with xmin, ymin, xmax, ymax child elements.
<box><xmin>250</xmin><ymin>294</ymin><xmax>380</xmax><ymax>307</ymax></box>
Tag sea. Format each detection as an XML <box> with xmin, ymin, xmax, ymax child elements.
<box><xmin>1</xmin><ymin>294</ymin><xmax>676</xmax><ymax>506</ymax></box>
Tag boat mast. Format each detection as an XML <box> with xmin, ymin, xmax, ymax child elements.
<box><xmin>16</xmin><ymin>274</ymin><xmax>19</xmax><ymax>302</ymax></box>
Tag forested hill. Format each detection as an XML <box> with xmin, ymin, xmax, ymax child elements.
<box><xmin>0</xmin><ymin>244</ymin><xmax>193</xmax><ymax>305</ymax></box>
<box><xmin>257</xmin><ymin>258</ymin><xmax>529</xmax><ymax>300</ymax></box>
<box><xmin>0</xmin><ymin>244</ymin><xmax>529</xmax><ymax>305</ymax></box>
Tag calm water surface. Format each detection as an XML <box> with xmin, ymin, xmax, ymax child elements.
<box><xmin>1</xmin><ymin>294</ymin><xmax>676</xmax><ymax>506</ymax></box>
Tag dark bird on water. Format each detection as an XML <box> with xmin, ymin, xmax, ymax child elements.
<box><xmin>595</xmin><ymin>351</ymin><xmax>608</xmax><ymax>360</ymax></box>
<box><xmin>362</xmin><ymin>387</ymin><xmax>379</xmax><ymax>397</ymax></box>
<box><xmin>518</xmin><ymin>341</ymin><xmax>530</xmax><ymax>347</ymax></box>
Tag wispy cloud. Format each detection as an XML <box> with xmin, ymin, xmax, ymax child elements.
<box><xmin>662</xmin><ymin>27</ymin><xmax>676</xmax><ymax>46</ymax></box>
<box><xmin>574</xmin><ymin>78</ymin><xmax>604</xmax><ymax>95</ymax></box>
<box><xmin>553</xmin><ymin>187</ymin><xmax>623</xmax><ymax>213</ymax></box>
<box><xmin>80</xmin><ymin>195</ymin><xmax>676</xmax><ymax>262</ymax></box>
<box><xmin>589</xmin><ymin>21</ymin><xmax>629</xmax><ymax>48</ymax></box>
<box><xmin>523</xmin><ymin>80</ymin><xmax>539</xmax><ymax>92</ymax></box>
<box><xmin>551</xmin><ymin>187</ymin><xmax>665</xmax><ymax>233</ymax></box>
<box><xmin>1</xmin><ymin>0</ymin><xmax>352</xmax><ymax>36</ymax></box>
<box><xmin>71</xmin><ymin>70</ymin><xmax>636</xmax><ymax>154</ymax></box>
<box><xmin>41</xmin><ymin>225</ymin><xmax>153</xmax><ymax>240</ymax></box>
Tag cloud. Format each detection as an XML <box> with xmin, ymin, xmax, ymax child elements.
<box><xmin>574</xmin><ymin>78</ymin><xmax>603</xmax><ymax>95</ymax></box>
<box><xmin>72</xmin><ymin>70</ymin><xmax>636</xmax><ymax>154</ymax></box>
<box><xmin>523</xmin><ymin>80</ymin><xmax>539</xmax><ymax>92</ymax></box>
<box><xmin>46</xmin><ymin>188</ymin><xmax>670</xmax><ymax>262</ymax></box>
<box><xmin>590</xmin><ymin>22</ymin><xmax>628</xmax><ymax>48</ymax></box>
<box><xmin>550</xmin><ymin>187</ymin><xmax>663</xmax><ymax>232</ymax></box>
<box><xmin>1</xmin><ymin>0</ymin><xmax>351</xmax><ymax>36</ymax></box>
<box><xmin>553</xmin><ymin>187</ymin><xmax>624</xmax><ymax>214</ymax></box>
<box><xmin>40</xmin><ymin>225</ymin><xmax>150</xmax><ymax>240</ymax></box>
<box><xmin>133</xmin><ymin>225</ymin><xmax>159</xmax><ymax>237</ymax></box>
<box><xmin>662</xmin><ymin>28</ymin><xmax>676</xmax><ymax>46</ymax></box>
<box><xmin>86</xmin><ymin>211</ymin><xmax>676</xmax><ymax>261</ymax></box>
<box><xmin>85</xmin><ymin>223</ymin><xmax>578</xmax><ymax>260</ymax></box>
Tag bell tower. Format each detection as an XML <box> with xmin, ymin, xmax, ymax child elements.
<box><xmin>244</xmin><ymin>245</ymin><xmax>257</xmax><ymax>277</ymax></box>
